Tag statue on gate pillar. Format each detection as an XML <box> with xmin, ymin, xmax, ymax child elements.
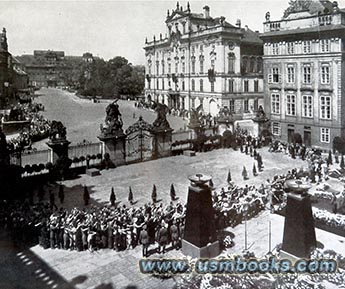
<box><xmin>101</xmin><ymin>99</ymin><xmax>124</xmax><ymax>137</ymax></box>
<box><xmin>98</xmin><ymin>99</ymin><xmax>126</xmax><ymax>167</ymax></box>
<box><xmin>151</xmin><ymin>102</ymin><xmax>173</xmax><ymax>159</ymax></box>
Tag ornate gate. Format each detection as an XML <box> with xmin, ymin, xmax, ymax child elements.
<box><xmin>125</xmin><ymin>116</ymin><xmax>153</xmax><ymax>163</ymax></box>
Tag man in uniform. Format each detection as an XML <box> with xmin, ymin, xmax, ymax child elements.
<box><xmin>139</xmin><ymin>225</ymin><xmax>149</xmax><ymax>257</ymax></box>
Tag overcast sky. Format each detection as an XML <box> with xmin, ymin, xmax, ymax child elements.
<box><xmin>0</xmin><ymin>0</ymin><xmax>323</xmax><ymax>64</ymax></box>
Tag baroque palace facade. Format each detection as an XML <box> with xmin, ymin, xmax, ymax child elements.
<box><xmin>261</xmin><ymin>0</ymin><xmax>345</xmax><ymax>149</ymax></box>
<box><xmin>144</xmin><ymin>3</ymin><xmax>264</xmax><ymax>121</ymax></box>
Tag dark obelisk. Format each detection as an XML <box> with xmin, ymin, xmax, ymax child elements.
<box><xmin>281</xmin><ymin>180</ymin><xmax>316</xmax><ymax>260</ymax></box>
<box><xmin>182</xmin><ymin>174</ymin><xmax>220</xmax><ymax>258</ymax></box>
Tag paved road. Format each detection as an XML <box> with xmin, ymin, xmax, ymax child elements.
<box><xmin>33</xmin><ymin>88</ymin><xmax>187</xmax><ymax>149</ymax></box>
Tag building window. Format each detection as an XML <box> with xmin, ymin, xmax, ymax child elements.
<box><xmin>254</xmin><ymin>80</ymin><xmax>259</xmax><ymax>92</ymax></box>
<box><xmin>211</xmin><ymin>81</ymin><xmax>214</xmax><ymax>92</ymax></box>
<box><xmin>269</xmin><ymin>67</ymin><xmax>280</xmax><ymax>83</ymax></box>
<box><xmin>320</xmin><ymin>127</ymin><xmax>330</xmax><ymax>143</ymax></box>
<box><xmin>182</xmin><ymin>62</ymin><xmax>185</xmax><ymax>74</ymax></box>
<box><xmin>156</xmin><ymin>79</ymin><xmax>159</xmax><ymax>89</ymax></box>
<box><xmin>156</xmin><ymin>61</ymin><xmax>159</xmax><ymax>75</ymax></box>
<box><xmin>244</xmin><ymin>80</ymin><xmax>249</xmax><ymax>92</ymax></box>
<box><xmin>211</xmin><ymin>59</ymin><xmax>215</xmax><ymax>70</ymax></box>
<box><xmin>182</xmin><ymin>81</ymin><xmax>185</xmax><ymax>91</ymax></box>
<box><xmin>254</xmin><ymin>98</ymin><xmax>259</xmax><ymax>111</ymax></box>
<box><xmin>200</xmin><ymin>79</ymin><xmax>203</xmax><ymax>92</ymax></box>
<box><xmin>303</xmin><ymin>41</ymin><xmax>311</xmax><ymax>53</ymax></box>
<box><xmin>191</xmin><ymin>98</ymin><xmax>195</xmax><ymax>109</ymax></box>
<box><xmin>287</xmin><ymin>65</ymin><xmax>295</xmax><ymax>83</ymax></box>
<box><xmin>271</xmin><ymin>93</ymin><xmax>280</xmax><ymax>114</ymax></box>
<box><xmin>161</xmin><ymin>61</ymin><xmax>165</xmax><ymax>75</ymax></box>
<box><xmin>321</xmin><ymin>64</ymin><xmax>330</xmax><ymax>84</ymax></box>
<box><xmin>228</xmin><ymin>54</ymin><xmax>235</xmax><ymax>73</ymax></box>
<box><xmin>320</xmin><ymin>39</ymin><xmax>330</xmax><ymax>52</ymax></box>
<box><xmin>229</xmin><ymin>99</ymin><xmax>235</xmax><ymax>112</ymax></box>
<box><xmin>175</xmin><ymin>62</ymin><xmax>178</xmax><ymax>73</ymax></box>
<box><xmin>200</xmin><ymin>59</ymin><xmax>204</xmax><ymax>74</ymax></box>
<box><xmin>148</xmin><ymin>80</ymin><xmax>151</xmax><ymax>89</ymax></box>
<box><xmin>287</xmin><ymin>42</ymin><xmax>294</xmax><ymax>54</ymax></box>
<box><xmin>229</xmin><ymin>79</ymin><xmax>234</xmax><ymax>93</ymax></box>
<box><xmin>272</xmin><ymin>43</ymin><xmax>279</xmax><ymax>55</ymax></box>
<box><xmin>162</xmin><ymin>79</ymin><xmax>164</xmax><ymax>90</ymax></box>
<box><xmin>191</xmin><ymin>79</ymin><xmax>195</xmax><ymax>91</ymax></box>
<box><xmin>286</xmin><ymin>94</ymin><xmax>296</xmax><ymax>116</ymax></box>
<box><xmin>244</xmin><ymin>99</ymin><xmax>249</xmax><ymax>112</ymax></box>
<box><xmin>272</xmin><ymin>122</ymin><xmax>281</xmax><ymax>136</ymax></box>
<box><xmin>320</xmin><ymin>95</ymin><xmax>331</xmax><ymax>119</ymax></box>
<box><xmin>302</xmin><ymin>95</ymin><xmax>313</xmax><ymax>118</ymax></box>
<box><xmin>168</xmin><ymin>63</ymin><xmax>171</xmax><ymax>74</ymax></box>
<box><xmin>303</xmin><ymin>64</ymin><xmax>312</xmax><ymax>84</ymax></box>
<box><xmin>191</xmin><ymin>59</ymin><xmax>195</xmax><ymax>74</ymax></box>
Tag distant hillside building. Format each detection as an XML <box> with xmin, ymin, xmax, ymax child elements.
<box><xmin>143</xmin><ymin>2</ymin><xmax>264</xmax><ymax>124</ymax></box>
<box><xmin>17</xmin><ymin>51</ymin><xmax>95</xmax><ymax>88</ymax></box>
<box><xmin>261</xmin><ymin>0</ymin><xmax>345</xmax><ymax>149</ymax></box>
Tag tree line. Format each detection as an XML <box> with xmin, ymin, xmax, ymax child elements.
<box><xmin>77</xmin><ymin>56</ymin><xmax>145</xmax><ymax>99</ymax></box>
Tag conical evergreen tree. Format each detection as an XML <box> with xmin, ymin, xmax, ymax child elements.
<box><xmin>170</xmin><ymin>184</ymin><xmax>176</xmax><ymax>201</ymax></box>
<box><xmin>327</xmin><ymin>150</ymin><xmax>333</xmax><ymax>166</ymax></box>
<box><xmin>242</xmin><ymin>166</ymin><xmax>248</xmax><ymax>180</ymax></box>
<box><xmin>341</xmin><ymin>155</ymin><xmax>345</xmax><ymax>170</ymax></box>
<box><xmin>227</xmin><ymin>170</ymin><xmax>232</xmax><ymax>183</ymax></box>
<box><xmin>152</xmin><ymin>184</ymin><xmax>157</xmax><ymax>203</ymax></box>
<box><xmin>128</xmin><ymin>186</ymin><xmax>133</xmax><ymax>204</ymax></box>
<box><xmin>253</xmin><ymin>163</ymin><xmax>257</xmax><ymax>176</ymax></box>
<box><xmin>110</xmin><ymin>187</ymin><xmax>116</xmax><ymax>206</ymax></box>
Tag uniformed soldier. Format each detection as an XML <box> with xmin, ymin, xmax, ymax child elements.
<box><xmin>139</xmin><ymin>225</ymin><xmax>149</xmax><ymax>257</ymax></box>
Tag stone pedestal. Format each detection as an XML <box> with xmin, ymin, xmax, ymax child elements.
<box><xmin>151</xmin><ymin>128</ymin><xmax>173</xmax><ymax>159</ymax></box>
<box><xmin>252</xmin><ymin>117</ymin><xmax>269</xmax><ymax>138</ymax></box>
<box><xmin>182</xmin><ymin>174</ymin><xmax>220</xmax><ymax>259</ymax></box>
<box><xmin>98</xmin><ymin>132</ymin><xmax>126</xmax><ymax>167</ymax></box>
<box><xmin>47</xmin><ymin>139</ymin><xmax>71</xmax><ymax>165</ymax></box>
<box><xmin>281</xmin><ymin>193</ymin><xmax>316</xmax><ymax>259</ymax></box>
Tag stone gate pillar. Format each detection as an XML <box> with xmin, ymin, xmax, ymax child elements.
<box><xmin>47</xmin><ymin>139</ymin><xmax>71</xmax><ymax>165</ymax></box>
<box><xmin>98</xmin><ymin>133</ymin><xmax>126</xmax><ymax>167</ymax></box>
<box><xmin>151</xmin><ymin>127</ymin><xmax>173</xmax><ymax>159</ymax></box>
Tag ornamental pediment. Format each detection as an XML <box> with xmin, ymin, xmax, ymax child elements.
<box><xmin>167</xmin><ymin>11</ymin><xmax>187</xmax><ymax>23</ymax></box>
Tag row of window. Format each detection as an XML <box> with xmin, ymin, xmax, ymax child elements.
<box><xmin>271</xmin><ymin>93</ymin><xmax>331</xmax><ymax>119</ymax></box>
<box><xmin>268</xmin><ymin>63</ymin><xmax>331</xmax><ymax>85</ymax></box>
<box><xmin>270</xmin><ymin>39</ymin><xmax>332</xmax><ymax>55</ymax></box>
<box><xmin>149</xmin><ymin>56</ymin><xmax>262</xmax><ymax>75</ymax></box>
<box><xmin>148</xmin><ymin>79</ymin><xmax>260</xmax><ymax>93</ymax></box>
<box><xmin>272</xmin><ymin>123</ymin><xmax>331</xmax><ymax>144</ymax></box>
<box><xmin>191</xmin><ymin>98</ymin><xmax>259</xmax><ymax>113</ymax></box>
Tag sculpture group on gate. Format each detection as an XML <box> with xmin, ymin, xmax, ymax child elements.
<box><xmin>152</xmin><ymin>102</ymin><xmax>171</xmax><ymax>131</ymax></box>
<box><xmin>49</xmin><ymin>120</ymin><xmax>67</xmax><ymax>141</ymax></box>
<box><xmin>101</xmin><ymin>99</ymin><xmax>124</xmax><ymax>136</ymax></box>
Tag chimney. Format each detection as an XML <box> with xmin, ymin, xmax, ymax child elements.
<box><xmin>236</xmin><ymin>19</ymin><xmax>241</xmax><ymax>28</ymax></box>
<box><xmin>245</xmin><ymin>25</ymin><xmax>248</xmax><ymax>31</ymax></box>
<box><xmin>203</xmin><ymin>6</ymin><xmax>210</xmax><ymax>18</ymax></box>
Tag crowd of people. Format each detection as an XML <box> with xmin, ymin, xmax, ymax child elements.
<box><xmin>1</xmin><ymin>103</ymin><xmax>51</xmax><ymax>152</ymax></box>
<box><xmin>0</xmin><ymin>191</ymin><xmax>186</xmax><ymax>257</ymax></box>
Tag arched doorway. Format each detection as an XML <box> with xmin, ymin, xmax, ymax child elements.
<box><xmin>209</xmin><ymin>99</ymin><xmax>219</xmax><ymax>116</ymax></box>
